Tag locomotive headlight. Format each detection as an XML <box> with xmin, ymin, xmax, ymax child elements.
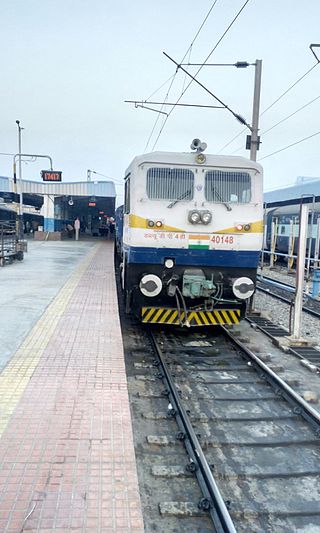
<box><xmin>188</xmin><ymin>210</ymin><xmax>201</xmax><ymax>224</ymax></box>
<box><xmin>201</xmin><ymin>210</ymin><xmax>212</xmax><ymax>225</ymax></box>
<box><xmin>235</xmin><ymin>223</ymin><xmax>243</xmax><ymax>231</ymax></box>
<box><xmin>155</xmin><ymin>220</ymin><xmax>163</xmax><ymax>228</ymax></box>
<box><xmin>147</xmin><ymin>220</ymin><xmax>154</xmax><ymax>227</ymax></box>
<box><xmin>165</xmin><ymin>259</ymin><xmax>174</xmax><ymax>268</ymax></box>
<box><xmin>232</xmin><ymin>277</ymin><xmax>255</xmax><ymax>300</ymax></box>
<box><xmin>140</xmin><ymin>274</ymin><xmax>162</xmax><ymax>297</ymax></box>
<box><xmin>244</xmin><ymin>224</ymin><xmax>251</xmax><ymax>231</ymax></box>
<box><xmin>195</xmin><ymin>153</ymin><xmax>206</xmax><ymax>164</ymax></box>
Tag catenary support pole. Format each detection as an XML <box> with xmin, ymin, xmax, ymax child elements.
<box><xmin>250</xmin><ymin>59</ymin><xmax>262</xmax><ymax>161</ymax></box>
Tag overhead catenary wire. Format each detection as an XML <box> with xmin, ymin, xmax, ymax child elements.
<box><xmin>90</xmin><ymin>170</ymin><xmax>123</xmax><ymax>185</ymax></box>
<box><xmin>261</xmin><ymin>94</ymin><xmax>320</xmax><ymax>136</ymax></box>
<box><xmin>150</xmin><ymin>0</ymin><xmax>252</xmax><ymax>150</ymax></box>
<box><xmin>219</xmin><ymin>60</ymin><xmax>320</xmax><ymax>153</ymax></box>
<box><xmin>163</xmin><ymin>52</ymin><xmax>251</xmax><ymax>128</ymax></box>
<box><xmin>260</xmin><ymin>62</ymin><xmax>319</xmax><ymax>117</ymax></box>
<box><xmin>127</xmin><ymin>100</ymin><xmax>224</xmax><ymax>110</ymax></box>
<box><xmin>145</xmin><ymin>73</ymin><xmax>177</xmax><ymax>102</ymax></box>
<box><xmin>144</xmin><ymin>0</ymin><xmax>220</xmax><ymax>152</ymax></box>
<box><xmin>227</xmin><ymin>92</ymin><xmax>320</xmax><ymax>155</ymax></box>
<box><xmin>259</xmin><ymin>129</ymin><xmax>320</xmax><ymax>161</ymax></box>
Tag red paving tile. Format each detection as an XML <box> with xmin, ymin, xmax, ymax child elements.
<box><xmin>0</xmin><ymin>242</ymin><xmax>144</xmax><ymax>532</ymax></box>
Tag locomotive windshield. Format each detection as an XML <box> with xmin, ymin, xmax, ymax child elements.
<box><xmin>205</xmin><ymin>170</ymin><xmax>251</xmax><ymax>204</ymax></box>
<box><xmin>146</xmin><ymin>167</ymin><xmax>194</xmax><ymax>201</ymax></box>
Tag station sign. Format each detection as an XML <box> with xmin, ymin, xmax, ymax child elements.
<box><xmin>41</xmin><ymin>170</ymin><xmax>62</xmax><ymax>182</ymax></box>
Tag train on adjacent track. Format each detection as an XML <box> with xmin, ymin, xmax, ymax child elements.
<box><xmin>0</xmin><ymin>203</ymin><xmax>43</xmax><ymax>233</ymax></box>
<box><xmin>265</xmin><ymin>197</ymin><xmax>320</xmax><ymax>261</ymax></box>
<box><xmin>115</xmin><ymin>140</ymin><xmax>264</xmax><ymax>326</ymax></box>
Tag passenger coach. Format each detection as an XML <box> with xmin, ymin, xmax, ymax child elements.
<box><xmin>118</xmin><ymin>141</ymin><xmax>263</xmax><ymax>326</ymax></box>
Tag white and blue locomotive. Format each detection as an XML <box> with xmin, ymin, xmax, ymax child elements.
<box><xmin>116</xmin><ymin>141</ymin><xmax>264</xmax><ymax>326</ymax></box>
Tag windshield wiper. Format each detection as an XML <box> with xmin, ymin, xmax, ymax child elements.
<box><xmin>213</xmin><ymin>188</ymin><xmax>232</xmax><ymax>211</ymax></box>
<box><xmin>167</xmin><ymin>189</ymin><xmax>191</xmax><ymax>208</ymax></box>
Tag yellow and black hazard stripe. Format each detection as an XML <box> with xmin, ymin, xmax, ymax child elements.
<box><xmin>141</xmin><ymin>307</ymin><xmax>241</xmax><ymax>326</ymax></box>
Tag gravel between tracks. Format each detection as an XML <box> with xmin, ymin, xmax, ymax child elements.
<box><xmin>255</xmin><ymin>266</ymin><xmax>320</xmax><ymax>350</ymax></box>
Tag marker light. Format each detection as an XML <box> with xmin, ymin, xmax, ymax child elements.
<box><xmin>188</xmin><ymin>210</ymin><xmax>201</xmax><ymax>224</ymax></box>
<box><xmin>235</xmin><ymin>223</ymin><xmax>243</xmax><ymax>231</ymax></box>
<box><xmin>155</xmin><ymin>220</ymin><xmax>163</xmax><ymax>228</ymax></box>
<box><xmin>147</xmin><ymin>220</ymin><xmax>155</xmax><ymax>227</ymax></box>
<box><xmin>201</xmin><ymin>211</ymin><xmax>212</xmax><ymax>225</ymax></box>
<box><xmin>244</xmin><ymin>224</ymin><xmax>251</xmax><ymax>231</ymax></box>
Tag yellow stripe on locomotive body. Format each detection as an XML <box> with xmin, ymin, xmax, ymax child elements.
<box><xmin>128</xmin><ymin>213</ymin><xmax>264</xmax><ymax>234</ymax></box>
<box><xmin>124</xmin><ymin>215</ymin><xmax>263</xmax><ymax>254</ymax></box>
<box><xmin>125</xmin><ymin>215</ymin><xmax>263</xmax><ymax>253</ymax></box>
<box><xmin>141</xmin><ymin>307</ymin><xmax>241</xmax><ymax>326</ymax></box>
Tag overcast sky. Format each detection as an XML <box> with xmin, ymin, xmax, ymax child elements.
<box><xmin>1</xmin><ymin>0</ymin><xmax>319</xmax><ymax>205</ymax></box>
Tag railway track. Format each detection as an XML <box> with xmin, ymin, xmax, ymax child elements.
<box><xmin>121</xmin><ymin>314</ymin><xmax>320</xmax><ymax>532</ymax></box>
<box><xmin>256</xmin><ymin>275</ymin><xmax>320</xmax><ymax>319</ymax></box>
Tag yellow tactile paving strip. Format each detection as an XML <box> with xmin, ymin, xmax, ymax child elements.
<box><xmin>0</xmin><ymin>243</ymin><xmax>100</xmax><ymax>436</ymax></box>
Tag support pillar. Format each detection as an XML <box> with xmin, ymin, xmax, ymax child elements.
<box><xmin>42</xmin><ymin>195</ymin><xmax>55</xmax><ymax>232</ymax></box>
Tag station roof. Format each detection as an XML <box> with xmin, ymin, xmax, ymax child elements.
<box><xmin>0</xmin><ymin>176</ymin><xmax>116</xmax><ymax>197</ymax></box>
<box><xmin>264</xmin><ymin>176</ymin><xmax>320</xmax><ymax>204</ymax></box>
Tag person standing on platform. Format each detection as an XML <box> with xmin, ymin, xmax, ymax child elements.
<box><xmin>74</xmin><ymin>217</ymin><xmax>80</xmax><ymax>241</ymax></box>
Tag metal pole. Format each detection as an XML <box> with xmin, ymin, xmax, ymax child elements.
<box><xmin>16</xmin><ymin>120</ymin><xmax>24</xmax><ymax>239</ymax></box>
<box><xmin>306</xmin><ymin>196</ymin><xmax>315</xmax><ymax>279</ymax></box>
<box><xmin>13</xmin><ymin>153</ymin><xmax>53</xmax><ymax>170</ymax></box>
<box><xmin>270</xmin><ymin>218</ymin><xmax>277</xmax><ymax>268</ymax></box>
<box><xmin>250</xmin><ymin>59</ymin><xmax>262</xmax><ymax>161</ymax></box>
<box><xmin>292</xmin><ymin>203</ymin><xmax>309</xmax><ymax>339</ymax></box>
<box><xmin>288</xmin><ymin>220</ymin><xmax>294</xmax><ymax>271</ymax></box>
<box><xmin>315</xmin><ymin>217</ymin><xmax>320</xmax><ymax>268</ymax></box>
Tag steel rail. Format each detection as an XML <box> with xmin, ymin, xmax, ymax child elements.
<box><xmin>149</xmin><ymin>332</ymin><xmax>237</xmax><ymax>533</ymax></box>
<box><xmin>257</xmin><ymin>274</ymin><xmax>295</xmax><ymax>291</ymax></box>
<box><xmin>245</xmin><ymin>315</ymin><xmax>320</xmax><ymax>372</ymax></box>
<box><xmin>222</xmin><ymin>327</ymin><xmax>320</xmax><ymax>432</ymax></box>
<box><xmin>256</xmin><ymin>282</ymin><xmax>320</xmax><ymax>319</ymax></box>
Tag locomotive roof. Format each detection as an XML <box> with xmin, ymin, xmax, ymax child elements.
<box><xmin>126</xmin><ymin>151</ymin><xmax>262</xmax><ymax>174</ymax></box>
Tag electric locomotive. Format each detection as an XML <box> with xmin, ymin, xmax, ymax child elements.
<box><xmin>117</xmin><ymin>140</ymin><xmax>264</xmax><ymax>326</ymax></box>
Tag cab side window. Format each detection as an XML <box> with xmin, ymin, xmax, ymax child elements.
<box><xmin>124</xmin><ymin>174</ymin><xmax>130</xmax><ymax>214</ymax></box>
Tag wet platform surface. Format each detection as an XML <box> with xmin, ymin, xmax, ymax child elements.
<box><xmin>0</xmin><ymin>239</ymin><xmax>144</xmax><ymax>532</ymax></box>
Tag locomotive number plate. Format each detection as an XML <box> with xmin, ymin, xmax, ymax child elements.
<box><xmin>210</xmin><ymin>234</ymin><xmax>240</xmax><ymax>249</ymax></box>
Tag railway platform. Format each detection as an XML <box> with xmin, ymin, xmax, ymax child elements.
<box><xmin>0</xmin><ymin>239</ymin><xmax>144</xmax><ymax>532</ymax></box>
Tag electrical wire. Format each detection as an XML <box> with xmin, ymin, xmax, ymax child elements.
<box><xmin>144</xmin><ymin>1</ymin><xmax>220</xmax><ymax>152</ymax></box>
<box><xmin>259</xmin><ymin>129</ymin><xmax>320</xmax><ymax>161</ymax></box>
<box><xmin>146</xmin><ymin>0</ymin><xmax>218</xmax><ymax>105</ymax></box>
<box><xmin>145</xmin><ymin>73</ymin><xmax>177</xmax><ymax>102</ymax></box>
<box><xmin>181</xmin><ymin>46</ymin><xmax>193</xmax><ymax>95</ymax></box>
<box><xmin>260</xmin><ymin>94</ymin><xmax>320</xmax><ymax>136</ymax></box>
<box><xmin>151</xmin><ymin>0</ymin><xmax>251</xmax><ymax>150</ymax></box>
<box><xmin>260</xmin><ymin>63</ymin><xmax>319</xmax><ymax>116</ymax></box>
<box><xmin>218</xmin><ymin>129</ymin><xmax>244</xmax><ymax>153</ymax></box>
<box><xmin>91</xmin><ymin>170</ymin><xmax>123</xmax><ymax>184</ymax></box>
<box><xmin>219</xmin><ymin>61</ymin><xmax>320</xmax><ymax>153</ymax></box>
<box><xmin>227</xmin><ymin>92</ymin><xmax>320</xmax><ymax>154</ymax></box>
